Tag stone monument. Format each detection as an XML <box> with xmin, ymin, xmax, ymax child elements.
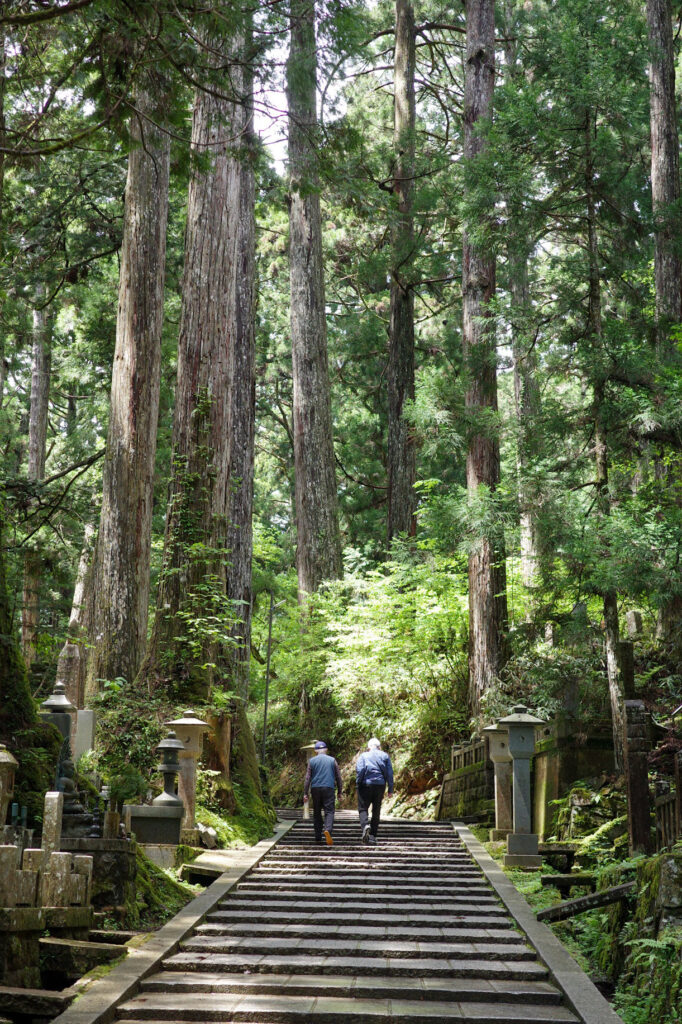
<box><xmin>482</xmin><ymin>722</ymin><xmax>512</xmax><ymax>841</ymax></box>
<box><xmin>500</xmin><ymin>705</ymin><xmax>545</xmax><ymax>868</ymax></box>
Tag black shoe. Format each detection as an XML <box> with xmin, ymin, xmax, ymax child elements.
<box><xmin>362</xmin><ymin>824</ymin><xmax>371</xmax><ymax>844</ymax></box>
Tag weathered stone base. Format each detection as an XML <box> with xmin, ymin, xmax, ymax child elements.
<box><xmin>490</xmin><ymin>828</ymin><xmax>511</xmax><ymax>841</ymax></box>
<box><xmin>0</xmin><ymin>907</ymin><xmax>44</xmax><ymax>988</ymax></box>
<box><xmin>60</xmin><ymin>838</ymin><xmax>136</xmax><ymax>912</ymax></box>
<box><xmin>504</xmin><ymin>853</ymin><xmax>543</xmax><ymax>868</ymax></box>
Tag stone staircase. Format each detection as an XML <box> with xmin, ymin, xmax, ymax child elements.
<box><xmin>116</xmin><ymin>816</ymin><xmax>579</xmax><ymax>1023</ymax></box>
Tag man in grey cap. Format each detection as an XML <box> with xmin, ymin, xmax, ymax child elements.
<box><xmin>303</xmin><ymin>741</ymin><xmax>343</xmax><ymax>846</ymax></box>
<box><xmin>356</xmin><ymin>737</ymin><xmax>393</xmax><ymax>844</ymax></box>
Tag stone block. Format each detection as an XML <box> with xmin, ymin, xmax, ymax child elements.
<box><xmin>626</xmin><ymin>610</ymin><xmax>643</xmax><ymax>637</ymax></box>
<box><xmin>0</xmin><ymin>845</ymin><xmax>20</xmax><ymax>907</ymax></box>
<box><xmin>507</xmin><ymin>832</ymin><xmax>540</xmax><ymax>856</ymax></box>
<box><xmin>41</xmin><ymin>792</ymin><xmax>64</xmax><ymax>859</ymax></box>
<box><xmin>503</xmin><ymin>853</ymin><xmax>542</xmax><ymax>868</ymax></box>
<box><xmin>22</xmin><ymin>848</ymin><xmax>44</xmax><ymax>873</ymax></box>
<box><xmin>40</xmin><ymin>852</ymin><xmax>72</xmax><ymax>908</ymax></box>
<box><xmin>0</xmin><ymin>907</ymin><xmax>45</xmax><ymax>988</ymax></box>
<box><xmin>15</xmin><ymin>870</ymin><xmax>38</xmax><ymax>907</ymax></box>
<box><xmin>73</xmin><ymin>710</ymin><xmax>96</xmax><ymax>763</ymax></box>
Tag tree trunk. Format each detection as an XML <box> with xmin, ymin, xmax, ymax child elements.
<box><xmin>646</xmin><ymin>0</ymin><xmax>682</xmax><ymax>645</ymax></box>
<box><xmin>585</xmin><ymin>114</ymin><xmax>625</xmax><ymax>773</ymax></box>
<box><xmin>0</xmin><ymin>36</ymin><xmax>5</xmax><ymax>412</ymax></box>
<box><xmin>55</xmin><ymin>521</ymin><xmax>95</xmax><ymax>708</ymax></box>
<box><xmin>502</xmin><ymin>7</ymin><xmax>541</xmax><ymax>600</ymax></box>
<box><xmin>83</xmin><ymin>76</ymin><xmax>170</xmax><ymax>702</ymax></box>
<box><xmin>287</xmin><ymin>0</ymin><xmax>342</xmax><ymax>600</ymax></box>
<box><xmin>225</xmin><ymin>27</ymin><xmax>257</xmax><ymax>702</ymax></box>
<box><xmin>462</xmin><ymin>0</ymin><xmax>507</xmax><ymax>716</ymax></box>
<box><xmin>22</xmin><ymin>291</ymin><xmax>51</xmax><ymax>669</ymax></box>
<box><xmin>140</xmin><ymin>31</ymin><xmax>254</xmax><ymax>702</ymax></box>
<box><xmin>646</xmin><ymin>0</ymin><xmax>681</xmax><ymax>338</ymax></box>
<box><xmin>509</xmin><ymin>249</ymin><xmax>541</xmax><ymax>595</ymax></box>
<box><xmin>387</xmin><ymin>0</ymin><xmax>416</xmax><ymax>543</ymax></box>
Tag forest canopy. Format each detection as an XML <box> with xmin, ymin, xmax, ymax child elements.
<box><xmin>0</xmin><ymin>0</ymin><xmax>681</xmax><ymax>797</ymax></box>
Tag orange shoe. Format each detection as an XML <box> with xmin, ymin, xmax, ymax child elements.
<box><xmin>324</xmin><ymin>829</ymin><xmax>333</xmax><ymax>846</ymax></box>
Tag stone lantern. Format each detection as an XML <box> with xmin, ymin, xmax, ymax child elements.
<box><xmin>482</xmin><ymin>722</ymin><xmax>512</xmax><ymax>841</ymax></box>
<box><xmin>166</xmin><ymin>710</ymin><xmax>209</xmax><ymax>834</ymax></box>
<box><xmin>300</xmin><ymin>743</ymin><xmax>317</xmax><ymax>820</ymax></box>
<box><xmin>153</xmin><ymin>732</ymin><xmax>184</xmax><ymax>807</ymax></box>
<box><xmin>40</xmin><ymin>682</ymin><xmax>76</xmax><ymax>746</ymax></box>
<box><xmin>0</xmin><ymin>744</ymin><xmax>18</xmax><ymax>827</ymax></box>
<box><xmin>498</xmin><ymin>705</ymin><xmax>545</xmax><ymax>868</ymax></box>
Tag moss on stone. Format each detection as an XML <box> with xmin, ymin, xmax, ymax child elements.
<box><xmin>127</xmin><ymin>845</ymin><xmax>196</xmax><ymax>930</ymax></box>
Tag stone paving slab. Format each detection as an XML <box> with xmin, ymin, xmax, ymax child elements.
<box><xmin>195</xmin><ymin>922</ymin><xmax>518</xmax><ymax>941</ymax></box>
<box><xmin>117</xmin><ymin>990</ymin><xmax>579</xmax><ymax>1022</ymax></box>
<box><xmin>181</xmin><ymin>935</ymin><xmax>535</xmax><ymax>961</ymax></box>
<box><xmin>140</xmin><ymin>970</ymin><xmax>563</xmax><ymax>1004</ymax></box>
<box><xmin>218</xmin><ymin>895</ymin><xmax>501</xmax><ymax>910</ymax></box>
<box><xmin>207</xmin><ymin>910</ymin><xmax>510</xmax><ymax>925</ymax></box>
<box><xmin>164</xmin><ymin>951</ymin><xmax>549</xmax><ymax>979</ymax></box>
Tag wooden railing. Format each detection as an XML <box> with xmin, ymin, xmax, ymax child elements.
<box><xmin>654</xmin><ymin>752</ymin><xmax>682</xmax><ymax>852</ymax></box>
<box><xmin>451</xmin><ymin>737</ymin><xmax>487</xmax><ymax>773</ymax></box>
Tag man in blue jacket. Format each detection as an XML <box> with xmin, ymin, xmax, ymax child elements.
<box><xmin>356</xmin><ymin>737</ymin><xmax>394</xmax><ymax>844</ymax></box>
<box><xmin>303</xmin><ymin>740</ymin><xmax>343</xmax><ymax>846</ymax></box>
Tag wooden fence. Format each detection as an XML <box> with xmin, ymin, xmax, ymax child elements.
<box><xmin>654</xmin><ymin>752</ymin><xmax>682</xmax><ymax>852</ymax></box>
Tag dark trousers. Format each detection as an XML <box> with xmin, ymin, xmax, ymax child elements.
<box><xmin>311</xmin><ymin>786</ymin><xmax>335</xmax><ymax>840</ymax></box>
<box><xmin>358</xmin><ymin>783</ymin><xmax>385</xmax><ymax>836</ymax></box>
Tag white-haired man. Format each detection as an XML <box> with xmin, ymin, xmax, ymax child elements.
<box><xmin>355</xmin><ymin>737</ymin><xmax>393</xmax><ymax>844</ymax></box>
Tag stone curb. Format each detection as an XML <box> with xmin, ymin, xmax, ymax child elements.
<box><xmin>454</xmin><ymin>823</ymin><xmax>624</xmax><ymax>1024</ymax></box>
<box><xmin>49</xmin><ymin>819</ymin><xmax>296</xmax><ymax>1024</ymax></box>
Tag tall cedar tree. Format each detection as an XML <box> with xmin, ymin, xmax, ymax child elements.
<box><xmin>462</xmin><ymin>0</ymin><xmax>508</xmax><ymax>715</ymax></box>
<box><xmin>646</xmin><ymin>0</ymin><xmax>682</xmax><ymax>644</ymax></box>
<box><xmin>287</xmin><ymin>0</ymin><xmax>343</xmax><ymax>599</ymax></box>
<box><xmin>224</xmin><ymin>22</ymin><xmax>257</xmax><ymax>702</ymax></box>
<box><xmin>21</xmin><ymin>289</ymin><xmax>50</xmax><ymax>669</ymax></box>
<box><xmin>84</xmin><ymin>72</ymin><xmax>171</xmax><ymax>701</ymax></box>
<box><xmin>140</xmin><ymin>20</ymin><xmax>256</xmax><ymax>700</ymax></box>
<box><xmin>387</xmin><ymin>0</ymin><xmax>417</xmax><ymax>542</ymax></box>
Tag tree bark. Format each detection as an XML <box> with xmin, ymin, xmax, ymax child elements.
<box><xmin>646</xmin><ymin>0</ymin><xmax>682</xmax><ymax>645</ymax></box>
<box><xmin>646</xmin><ymin>0</ymin><xmax>681</xmax><ymax>338</ymax></box>
<box><xmin>502</xmin><ymin>5</ymin><xmax>541</xmax><ymax>599</ymax></box>
<box><xmin>462</xmin><ymin>0</ymin><xmax>507</xmax><ymax>716</ymax></box>
<box><xmin>585</xmin><ymin>114</ymin><xmax>625</xmax><ymax>773</ymax></box>
<box><xmin>287</xmin><ymin>0</ymin><xmax>342</xmax><ymax>599</ymax></box>
<box><xmin>141</xmin><ymin>28</ymin><xmax>255</xmax><ymax>702</ymax></box>
<box><xmin>83</xmin><ymin>75</ymin><xmax>170</xmax><ymax>701</ymax></box>
<box><xmin>55</xmin><ymin>521</ymin><xmax>95</xmax><ymax>708</ymax></box>
<box><xmin>387</xmin><ymin>0</ymin><xmax>416</xmax><ymax>543</ymax></box>
<box><xmin>225</xmin><ymin>27</ymin><xmax>257</xmax><ymax>702</ymax></box>
<box><xmin>21</xmin><ymin>290</ymin><xmax>51</xmax><ymax>669</ymax></box>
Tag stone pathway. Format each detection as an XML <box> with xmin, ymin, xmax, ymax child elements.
<box><xmin>116</xmin><ymin>816</ymin><xmax>579</xmax><ymax>1022</ymax></box>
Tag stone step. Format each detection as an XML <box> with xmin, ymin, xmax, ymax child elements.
<box><xmin>139</xmin><ymin>971</ymin><xmax>564</xmax><ymax>1005</ymax></box>
<box><xmin>219</xmin><ymin>893</ymin><xmax>500</xmax><ymax>909</ymax></box>
<box><xmin>195</xmin><ymin>923</ymin><xmax>519</xmax><ymax>943</ymax></box>
<box><xmin>117</xmin><ymin>991</ymin><xmax>579</xmax><ymax>1022</ymax></box>
<box><xmin>206</xmin><ymin>910</ymin><xmax>510</xmax><ymax>927</ymax></box>
<box><xmin>163</xmin><ymin>951</ymin><xmax>551</xmax><ymax>980</ymax></box>
<box><xmin>235</xmin><ymin>882</ymin><xmax>491</xmax><ymax>896</ymax></box>
<box><xmin>246</xmin><ymin>872</ymin><xmax>481</xmax><ymax>880</ymax></box>
<box><xmin>181</xmin><ymin>935</ymin><xmax>535</xmax><ymax>961</ymax></box>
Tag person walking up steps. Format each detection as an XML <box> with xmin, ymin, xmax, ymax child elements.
<box><xmin>356</xmin><ymin>737</ymin><xmax>393</xmax><ymax>845</ymax></box>
<box><xmin>303</xmin><ymin>740</ymin><xmax>343</xmax><ymax>846</ymax></box>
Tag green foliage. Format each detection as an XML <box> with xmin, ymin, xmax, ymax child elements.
<box><xmin>130</xmin><ymin>845</ymin><xmax>197</xmax><ymax>930</ymax></box>
<box><xmin>107</xmin><ymin>766</ymin><xmax>148</xmax><ymax>813</ymax></box>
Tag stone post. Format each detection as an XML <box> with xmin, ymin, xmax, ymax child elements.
<box><xmin>499</xmin><ymin>706</ymin><xmax>545</xmax><ymax>868</ymax></box>
<box><xmin>618</xmin><ymin>641</ymin><xmax>636</xmax><ymax>700</ymax></box>
<box><xmin>623</xmin><ymin>700</ymin><xmax>653</xmax><ymax>855</ymax></box>
<box><xmin>482</xmin><ymin>723</ymin><xmax>512</xmax><ymax>841</ymax></box>
<box><xmin>166</xmin><ymin>711</ymin><xmax>209</xmax><ymax>835</ymax></box>
<box><xmin>41</xmin><ymin>792</ymin><xmax>64</xmax><ymax>859</ymax></box>
<box><xmin>301</xmin><ymin>743</ymin><xmax>316</xmax><ymax>820</ymax></box>
<box><xmin>0</xmin><ymin>744</ymin><xmax>18</xmax><ymax>826</ymax></box>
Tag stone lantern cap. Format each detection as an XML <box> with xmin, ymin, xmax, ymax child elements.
<box><xmin>498</xmin><ymin>705</ymin><xmax>546</xmax><ymax>727</ymax></box>
<box><xmin>166</xmin><ymin>710</ymin><xmax>209</xmax><ymax>755</ymax></box>
<box><xmin>482</xmin><ymin>721</ymin><xmax>511</xmax><ymax>763</ymax></box>
<box><xmin>0</xmin><ymin>743</ymin><xmax>18</xmax><ymax>771</ymax></box>
<box><xmin>41</xmin><ymin>681</ymin><xmax>76</xmax><ymax>714</ymax></box>
<box><xmin>156</xmin><ymin>730</ymin><xmax>184</xmax><ymax>761</ymax></box>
